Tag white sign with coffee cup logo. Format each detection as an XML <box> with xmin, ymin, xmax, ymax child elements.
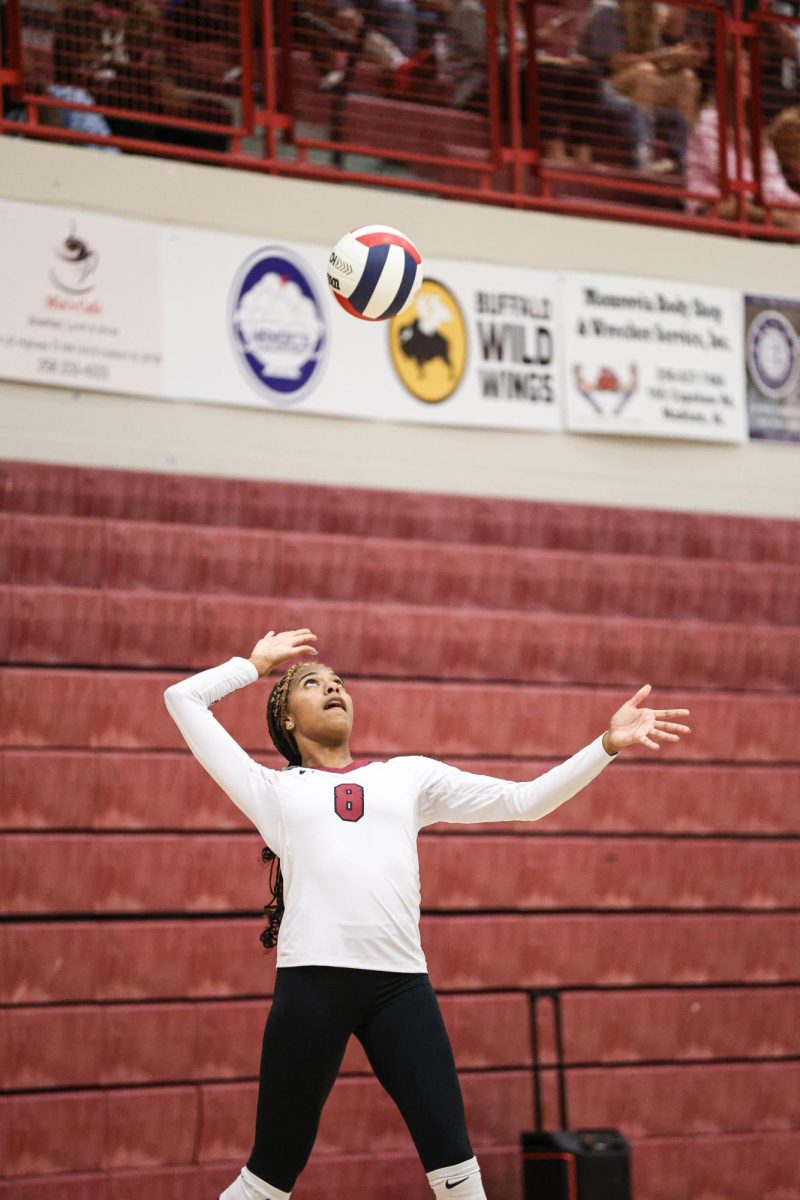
<box><xmin>0</xmin><ymin>198</ymin><xmax>163</xmax><ymax>395</ymax></box>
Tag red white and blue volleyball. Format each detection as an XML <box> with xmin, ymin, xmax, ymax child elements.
<box><xmin>327</xmin><ymin>225</ymin><xmax>423</xmax><ymax>321</ymax></box>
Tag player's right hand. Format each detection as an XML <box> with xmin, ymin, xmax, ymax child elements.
<box><xmin>248</xmin><ymin>629</ymin><xmax>319</xmax><ymax>677</ymax></box>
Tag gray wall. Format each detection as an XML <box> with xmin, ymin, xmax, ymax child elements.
<box><xmin>1</xmin><ymin>136</ymin><xmax>798</xmax><ymax>516</ymax></box>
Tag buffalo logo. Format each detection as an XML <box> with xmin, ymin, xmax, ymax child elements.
<box><xmin>50</xmin><ymin>223</ymin><xmax>99</xmax><ymax>295</ymax></box>
<box><xmin>388</xmin><ymin>278</ymin><xmax>467</xmax><ymax>404</ymax></box>
<box><xmin>229</xmin><ymin>246</ymin><xmax>328</xmax><ymax>406</ymax></box>
<box><xmin>574</xmin><ymin>364</ymin><xmax>638</xmax><ymax>415</ymax></box>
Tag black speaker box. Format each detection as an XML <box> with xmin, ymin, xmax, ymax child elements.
<box><xmin>522</xmin><ymin>1128</ymin><xmax>632</xmax><ymax>1199</ymax></box>
<box><xmin>520</xmin><ymin>991</ymin><xmax>632</xmax><ymax>1200</ymax></box>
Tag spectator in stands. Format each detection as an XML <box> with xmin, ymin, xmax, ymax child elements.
<box><xmin>751</xmin><ymin>0</ymin><xmax>800</xmax><ymax>125</ymax></box>
<box><xmin>536</xmin><ymin>11</ymin><xmax>600</xmax><ymax>162</ymax></box>
<box><xmin>80</xmin><ymin>0</ymin><xmax>169</xmax><ymax>118</ymax></box>
<box><xmin>447</xmin><ymin>0</ymin><xmax>598</xmax><ymax>161</ymax></box>
<box><xmin>446</xmin><ymin>0</ymin><xmax>485</xmax><ymax>108</ymax></box>
<box><xmin>576</xmin><ymin>0</ymin><xmax>706</xmax><ymax>173</ymax></box>
<box><xmin>679</xmin><ymin>0</ymin><xmax>800</xmax><ymax>191</ymax></box>
<box><xmin>163</xmin><ymin>0</ymin><xmax>242</xmax><ymax>92</ymax></box>
<box><xmin>85</xmin><ymin>0</ymin><xmax>233</xmax><ymax>153</ymax></box>
<box><xmin>378</xmin><ymin>0</ymin><xmax>450</xmax><ymax>61</ymax></box>
<box><xmin>299</xmin><ymin>0</ymin><xmax>439</xmax><ymax>93</ymax></box>
<box><xmin>43</xmin><ymin>3</ymin><xmax>120</xmax><ymax>151</ymax></box>
<box><xmin>686</xmin><ymin>54</ymin><xmax>800</xmax><ymax>228</ymax></box>
<box><xmin>92</xmin><ymin>1</ymin><xmax>128</xmax><ymax>79</ymax></box>
<box><xmin>660</xmin><ymin>4</ymin><xmax>716</xmax><ymax>105</ymax></box>
<box><xmin>770</xmin><ymin>102</ymin><xmax>800</xmax><ymax>192</ymax></box>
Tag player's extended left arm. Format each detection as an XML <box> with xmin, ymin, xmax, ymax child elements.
<box><xmin>416</xmin><ymin>685</ymin><xmax>691</xmax><ymax>825</ymax></box>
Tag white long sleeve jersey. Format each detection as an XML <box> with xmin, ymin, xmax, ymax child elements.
<box><xmin>164</xmin><ymin>657</ymin><xmax>617</xmax><ymax>973</ymax></box>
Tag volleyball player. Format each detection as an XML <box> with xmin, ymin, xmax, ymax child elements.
<box><xmin>164</xmin><ymin>628</ymin><xmax>690</xmax><ymax>1200</ymax></box>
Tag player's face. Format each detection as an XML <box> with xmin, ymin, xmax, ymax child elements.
<box><xmin>287</xmin><ymin>665</ymin><xmax>354</xmax><ymax>743</ymax></box>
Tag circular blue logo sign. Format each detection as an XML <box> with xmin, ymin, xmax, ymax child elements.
<box><xmin>229</xmin><ymin>246</ymin><xmax>328</xmax><ymax>405</ymax></box>
<box><xmin>747</xmin><ymin>309</ymin><xmax>799</xmax><ymax>400</ymax></box>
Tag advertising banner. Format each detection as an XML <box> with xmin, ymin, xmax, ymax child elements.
<box><xmin>0</xmin><ymin>198</ymin><xmax>163</xmax><ymax>396</ymax></box>
<box><xmin>0</xmin><ymin>199</ymin><xmax>760</xmax><ymax>447</ymax></box>
<box><xmin>745</xmin><ymin>294</ymin><xmax>800</xmax><ymax>443</ymax></box>
<box><xmin>562</xmin><ymin>272</ymin><xmax>747</xmax><ymax>443</ymax></box>
<box><xmin>160</xmin><ymin>226</ymin><xmax>563</xmax><ymax>432</ymax></box>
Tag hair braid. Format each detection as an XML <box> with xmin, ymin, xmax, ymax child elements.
<box><xmin>267</xmin><ymin>662</ymin><xmax>303</xmax><ymax>766</ymax></box>
<box><xmin>259</xmin><ymin>663</ymin><xmax>302</xmax><ymax>952</ymax></box>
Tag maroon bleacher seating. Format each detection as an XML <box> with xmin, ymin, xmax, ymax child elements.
<box><xmin>3</xmin><ymin>459</ymin><xmax>800</xmax><ymax>561</ymax></box>
<box><xmin>2</xmin><ymin>665</ymin><xmax>796</xmax><ymax>762</ymax></box>
<box><xmin>4</xmin><ymin>832</ymin><xmax>800</xmax><ymax>915</ymax></box>
<box><xmin>5</xmin><ymin>987</ymin><xmax>800</xmax><ymax>1094</ymax></box>
<box><xmin>3</xmin><ymin>749</ymin><xmax>798</xmax><ymax>834</ymax></box>
<box><xmin>4</xmin><ymin>583</ymin><xmax>800</xmax><ymax>692</ymax></box>
<box><xmin>8</xmin><ymin>512</ymin><xmax>800</xmax><ymax>624</ymax></box>
<box><xmin>5</xmin><ymin>912</ymin><xmax>800</xmax><ymax>1006</ymax></box>
<box><xmin>2</xmin><ymin>459</ymin><xmax>798</xmax><ymax>1200</ymax></box>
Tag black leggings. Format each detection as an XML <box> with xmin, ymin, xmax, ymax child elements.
<box><xmin>246</xmin><ymin>966</ymin><xmax>474</xmax><ymax>1192</ymax></box>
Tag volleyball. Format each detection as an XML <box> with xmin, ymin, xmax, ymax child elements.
<box><xmin>327</xmin><ymin>225</ymin><xmax>423</xmax><ymax>321</ymax></box>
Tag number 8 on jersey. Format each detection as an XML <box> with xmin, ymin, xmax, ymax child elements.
<box><xmin>334</xmin><ymin>783</ymin><xmax>365</xmax><ymax>822</ymax></box>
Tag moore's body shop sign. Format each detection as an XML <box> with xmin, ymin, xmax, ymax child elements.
<box><xmin>562</xmin><ymin>272</ymin><xmax>746</xmax><ymax>443</ymax></box>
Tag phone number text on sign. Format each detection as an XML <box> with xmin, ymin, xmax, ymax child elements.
<box><xmin>0</xmin><ymin>198</ymin><xmax>164</xmax><ymax>399</ymax></box>
<box><xmin>563</xmin><ymin>273</ymin><xmax>746</xmax><ymax>442</ymax></box>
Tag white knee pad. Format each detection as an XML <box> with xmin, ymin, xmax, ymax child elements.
<box><xmin>426</xmin><ymin>1156</ymin><xmax>487</xmax><ymax>1199</ymax></box>
<box><xmin>219</xmin><ymin>1165</ymin><xmax>291</xmax><ymax>1200</ymax></box>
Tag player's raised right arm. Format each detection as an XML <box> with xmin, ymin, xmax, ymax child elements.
<box><xmin>164</xmin><ymin>657</ymin><xmax>277</xmax><ymax>832</ymax></box>
<box><xmin>164</xmin><ymin>632</ymin><xmax>318</xmax><ymax>842</ymax></box>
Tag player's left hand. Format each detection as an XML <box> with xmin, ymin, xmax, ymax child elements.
<box><xmin>248</xmin><ymin>628</ymin><xmax>318</xmax><ymax>677</ymax></box>
<box><xmin>603</xmin><ymin>685</ymin><xmax>691</xmax><ymax>753</ymax></box>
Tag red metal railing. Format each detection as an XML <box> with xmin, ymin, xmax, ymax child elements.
<box><xmin>1</xmin><ymin>0</ymin><xmax>798</xmax><ymax>240</ymax></box>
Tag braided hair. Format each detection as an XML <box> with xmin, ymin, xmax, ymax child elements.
<box><xmin>259</xmin><ymin>663</ymin><xmax>303</xmax><ymax>951</ymax></box>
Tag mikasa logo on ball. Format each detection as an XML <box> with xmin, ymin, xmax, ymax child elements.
<box><xmin>229</xmin><ymin>246</ymin><xmax>329</xmax><ymax>406</ymax></box>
